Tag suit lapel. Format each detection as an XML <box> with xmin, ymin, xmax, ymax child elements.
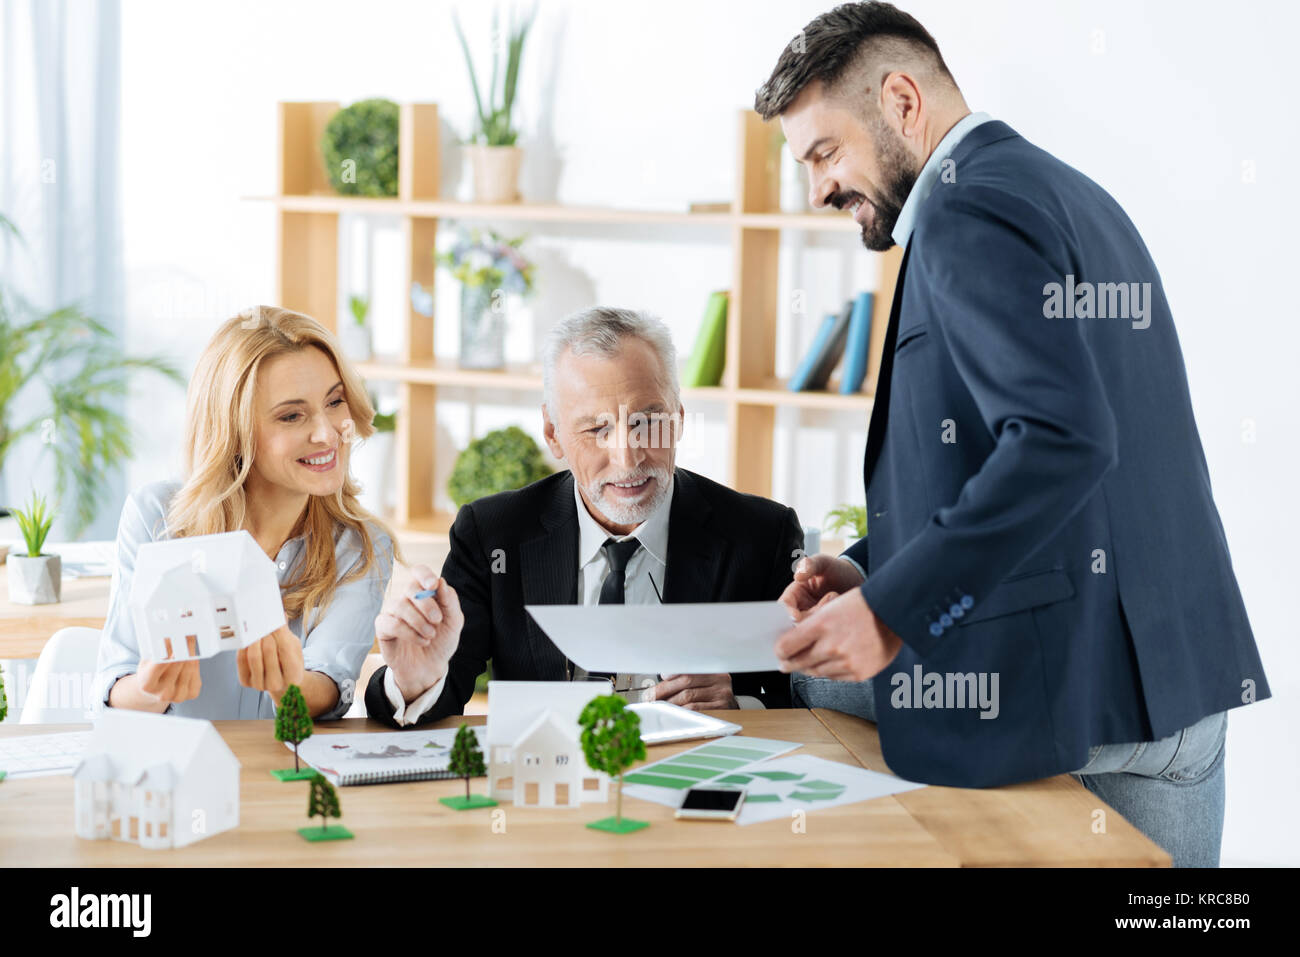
<box><xmin>519</xmin><ymin>471</ymin><xmax>578</xmax><ymax>678</ymax></box>
<box><xmin>663</xmin><ymin>469</ymin><xmax>723</xmax><ymax>604</ymax></box>
<box><xmin>863</xmin><ymin>241</ymin><xmax>913</xmax><ymax>486</ymax></box>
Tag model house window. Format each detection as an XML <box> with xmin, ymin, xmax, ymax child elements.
<box><xmin>556</xmin><ymin>754</ymin><xmax>569</xmax><ymax>766</ymax></box>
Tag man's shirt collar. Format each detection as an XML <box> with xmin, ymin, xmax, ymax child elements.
<box><xmin>891</xmin><ymin>111</ymin><xmax>993</xmax><ymax>248</ymax></box>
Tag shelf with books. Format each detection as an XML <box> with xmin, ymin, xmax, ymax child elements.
<box><xmin>261</xmin><ymin>101</ymin><xmax>901</xmax><ymax>544</ymax></box>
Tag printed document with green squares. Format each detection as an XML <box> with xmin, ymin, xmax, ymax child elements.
<box><xmin>622</xmin><ymin>736</ymin><xmax>927</xmax><ymax>825</ymax></box>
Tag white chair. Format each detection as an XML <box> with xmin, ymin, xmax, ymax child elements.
<box><xmin>19</xmin><ymin>626</ymin><xmax>102</xmax><ymax>724</ymax></box>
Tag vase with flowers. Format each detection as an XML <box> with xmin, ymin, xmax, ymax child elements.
<box><xmin>429</xmin><ymin>229</ymin><xmax>536</xmax><ymax>370</ymax></box>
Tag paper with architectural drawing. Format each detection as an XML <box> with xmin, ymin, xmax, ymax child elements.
<box><xmin>525</xmin><ymin>601</ymin><xmax>795</xmax><ymax>673</ymax></box>
<box><xmin>289</xmin><ymin>727</ymin><xmax>468</xmax><ymax>785</ymax></box>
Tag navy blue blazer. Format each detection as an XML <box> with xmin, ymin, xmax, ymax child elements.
<box><xmin>845</xmin><ymin>120</ymin><xmax>1270</xmax><ymax>787</ymax></box>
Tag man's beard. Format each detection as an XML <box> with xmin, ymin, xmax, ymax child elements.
<box><xmin>847</xmin><ymin>115</ymin><xmax>920</xmax><ymax>252</ymax></box>
<box><xmin>583</xmin><ymin>465</ymin><xmax>673</xmax><ymax>528</ymax></box>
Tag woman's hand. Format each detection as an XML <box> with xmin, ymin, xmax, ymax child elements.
<box><xmin>136</xmin><ymin>658</ymin><xmax>203</xmax><ymax>705</ymax></box>
<box><xmin>236</xmin><ymin>624</ymin><xmax>306</xmax><ymax>701</ymax></box>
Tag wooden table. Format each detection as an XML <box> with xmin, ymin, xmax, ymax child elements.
<box><xmin>0</xmin><ymin>575</ymin><xmax>111</xmax><ymax>658</ymax></box>
<box><xmin>0</xmin><ymin>709</ymin><xmax>1169</xmax><ymax>867</ymax></box>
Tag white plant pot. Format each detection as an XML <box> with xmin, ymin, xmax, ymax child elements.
<box><xmin>7</xmin><ymin>553</ymin><xmax>61</xmax><ymax>605</ymax></box>
<box><xmin>466</xmin><ymin>145</ymin><xmax>523</xmax><ymax>204</ymax></box>
<box><xmin>339</xmin><ymin>322</ymin><xmax>372</xmax><ymax>362</ymax></box>
<box><xmin>351</xmin><ymin>432</ymin><xmax>396</xmax><ymax>517</ymax></box>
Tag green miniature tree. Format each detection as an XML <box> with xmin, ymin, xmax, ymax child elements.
<box><xmin>580</xmin><ymin>694</ymin><xmax>649</xmax><ymax>834</ymax></box>
<box><xmin>438</xmin><ymin>724</ymin><xmax>498</xmax><ymax>811</ymax></box>
<box><xmin>299</xmin><ymin>772</ymin><xmax>353</xmax><ymax>842</ymax></box>
<box><xmin>271</xmin><ymin>684</ymin><xmax>316</xmax><ymax>781</ymax></box>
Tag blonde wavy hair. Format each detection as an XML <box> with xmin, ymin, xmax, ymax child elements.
<box><xmin>166</xmin><ymin>305</ymin><xmax>401</xmax><ymax>631</ymax></box>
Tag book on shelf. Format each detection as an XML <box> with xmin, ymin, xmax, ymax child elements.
<box><xmin>839</xmin><ymin>291</ymin><xmax>876</xmax><ymax>394</ymax></box>
<box><xmin>681</xmin><ymin>290</ymin><xmax>729</xmax><ymax>388</ymax></box>
<box><xmin>788</xmin><ymin>299</ymin><xmax>854</xmax><ymax>392</ymax></box>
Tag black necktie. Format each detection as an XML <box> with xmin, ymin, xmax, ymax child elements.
<box><xmin>584</xmin><ymin>537</ymin><xmax>644</xmax><ymax>684</ymax></box>
<box><xmin>598</xmin><ymin>537</ymin><xmax>642</xmax><ymax>605</ymax></box>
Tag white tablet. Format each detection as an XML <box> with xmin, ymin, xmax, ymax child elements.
<box><xmin>626</xmin><ymin>700</ymin><xmax>743</xmax><ymax>746</ymax></box>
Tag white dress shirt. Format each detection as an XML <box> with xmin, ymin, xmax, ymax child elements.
<box><xmin>385</xmin><ymin>472</ymin><xmax>763</xmax><ymax>722</ymax></box>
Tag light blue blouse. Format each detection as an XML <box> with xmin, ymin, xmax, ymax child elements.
<box><xmin>94</xmin><ymin>479</ymin><xmax>394</xmax><ymax>720</ymax></box>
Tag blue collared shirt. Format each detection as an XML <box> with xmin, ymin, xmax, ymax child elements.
<box><xmin>95</xmin><ymin>479</ymin><xmax>393</xmax><ymax>720</ymax></box>
<box><xmin>891</xmin><ymin>111</ymin><xmax>993</xmax><ymax>248</ymax></box>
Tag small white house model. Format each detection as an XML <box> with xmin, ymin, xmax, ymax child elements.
<box><xmin>73</xmin><ymin>708</ymin><xmax>240</xmax><ymax>850</ymax></box>
<box><xmin>486</xmin><ymin>681</ymin><xmax>609</xmax><ymax>808</ymax></box>
<box><xmin>129</xmin><ymin>529</ymin><xmax>285</xmax><ymax>663</ymax></box>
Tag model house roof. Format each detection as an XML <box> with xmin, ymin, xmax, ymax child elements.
<box><xmin>73</xmin><ymin>708</ymin><xmax>238</xmax><ymax>786</ymax></box>
<box><xmin>132</xmin><ymin>529</ymin><xmax>276</xmax><ymax>610</ymax></box>
<box><xmin>486</xmin><ymin>681</ymin><xmax>605</xmax><ymax>746</ymax></box>
<box><xmin>513</xmin><ymin>710</ymin><xmax>578</xmax><ymax>750</ymax></box>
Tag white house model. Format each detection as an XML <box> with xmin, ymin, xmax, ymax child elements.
<box><xmin>129</xmin><ymin>529</ymin><xmax>285</xmax><ymax>663</ymax></box>
<box><xmin>73</xmin><ymin>708</ymin><xmax>240</xmax><ymax>850</ymax></box>
<box><xmin>485</xmin><ymin>681</ymin><xmax>610</xmax><ymax>808</ymax></box>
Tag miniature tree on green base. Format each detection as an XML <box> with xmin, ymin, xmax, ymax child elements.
<box><xmin>439</xmin><ymin>724</ymin><xmax>497</xmax><ymax>810</ymax></box>
<box><xmin>299</xmin><ymin>772</ymin><xmax>353</xmax><ymax>841</ymax></box>
<box><xmin>580</xmin><ymin>694</ymin><xmax>649</xmax><ymax>834</ymax></box>
<box><xmin>272</xmin><ymin>683</ymin><xmax>317</xmax><ymax>781</ymax></box>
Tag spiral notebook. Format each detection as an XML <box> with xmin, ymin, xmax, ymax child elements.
<box><xmin>285</xmin><ymin>726</ymin><xmax>481</xmax><ymax>786</ymax></box>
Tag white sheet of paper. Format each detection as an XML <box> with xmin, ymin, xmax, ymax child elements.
<box><xmin>525</xmin><ymin>601</ymin><xmax>796</xmax><ymax>673</ymax></box>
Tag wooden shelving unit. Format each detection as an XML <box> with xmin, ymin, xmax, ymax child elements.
<box><xmin>259</xmin><ymin>101</ymin><xmax>902</xmax><ymax>544</ymax></box>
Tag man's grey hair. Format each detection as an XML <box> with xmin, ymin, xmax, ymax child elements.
<box><xmin>542</xmin><ymin>306</ymin><xmax>680</xmax><ymax>418</ymax></box>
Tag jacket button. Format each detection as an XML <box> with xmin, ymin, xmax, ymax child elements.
<box><xmin>949</xmin><ymin>604</ymin><xmax>964</xmax><ymax>619</ymax></box>
<box><xmin>960</xmin><ymin>594</ymin><xmax>974</xmax><ymax>609</ymax></box>
<box><xmin>929</xmin><ymin>622</ymin><xmax>943</xmax><ymax>637</ymax></box>
<box><xmin>940</xmin><ymin>614</ymin><xmax>953</xmax><ymax>628</ymax></box>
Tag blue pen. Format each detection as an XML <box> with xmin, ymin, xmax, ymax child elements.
<box><xmin>414</xmin><ymin>588</ymin><xmax>437</xmax><ymax>600</ymax></box>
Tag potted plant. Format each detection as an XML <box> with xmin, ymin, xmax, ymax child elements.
<box><xmin>339</xmin><ymin>294</ymin><xmax>372</xmax><ymax>362</ymax></box>
<box><xmin>452</xmin><ymin>5</ymin><xmax>536</xmax><ymax>203</ymax></box>
<box><xmin>434</xmin><ymin>229</ymin><xmax>536</xmax><ymax>369</ymax></box>
<box><xmin>320</xmin><ymin>98</ymin><xmax>400</xmax><ymax>197</ymax></box>
<box><xmin>0</xmin><ymin>212</ymin><xmax>184</xmax><ymax>535</ymax></box>
<box><xmin>7</xmin><ymin>490</ymin><xmax>60</xmax><ymax>605</ymax></box>
<box><xmin>824</xmin><ymin>504</ymin><xmax>867</xmax><ymax>550</ymax></box>
<box><xmin>447</xmin><ymin>425</ymin><xmax>551</xmax><ymax>507</ymax></box>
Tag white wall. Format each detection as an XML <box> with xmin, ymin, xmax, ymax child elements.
<box><xmin>116</xmin><ymin>0</ymin><xmax>1299</xmax><ymax>865</ymax></box>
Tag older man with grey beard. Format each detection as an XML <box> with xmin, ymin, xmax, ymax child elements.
<box><xmin>364</xmin><ymin>306</ymin><xmax>804</xmax><ymax>727</ymax></box>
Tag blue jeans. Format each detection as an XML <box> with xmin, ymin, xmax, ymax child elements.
<box><xmin>791</xmin><ymin>673</ymin><xmax>1228</xmax><ymax>868</ymax></box>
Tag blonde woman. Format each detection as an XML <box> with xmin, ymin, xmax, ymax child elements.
<box><xmin>95</xmin><ymin>306</ymin><xmax>398</xmax><ymax>720</ymax></box>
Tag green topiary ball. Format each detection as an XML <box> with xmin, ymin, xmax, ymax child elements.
<box><xmin>321</xmin><ymin>98</ymin><xmax>400</xmax><ymax>197</ymax></box>
<box><xmin>448</xmin><ymin>426</ymin><xmax>553</xmax><ymax>507</ymax></box>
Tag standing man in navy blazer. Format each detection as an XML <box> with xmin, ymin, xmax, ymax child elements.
<box><xmin>757</xmin><ymin>2</ymin><xmax>1270</xmax><ymax>867</ymax></box>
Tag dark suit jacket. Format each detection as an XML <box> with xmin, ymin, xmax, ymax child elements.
<box><xmin>845</xmin><ymin>120</ymin><xmax>1270</xmax><ymax>787</ymax></box>
<box><xmin>366</xmin><ymin>467</ymin><xmax>802</xmax><ymax>726</ymax></box>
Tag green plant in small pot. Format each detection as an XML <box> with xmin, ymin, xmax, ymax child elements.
<box><xmin>452</xmin><ymin>4</ymin><xmax>536</xmax><ymax>202</ymax></box>
<box><xmin>824</xmin><ymin>504</ymin><xmax>867</xmax><ymax>548</ymax></box>
<box><xmin>448</xmin><ymin>425</ymin><xmax>551</xmax><ymax>507</ymax></box>
<box><xmin>339</xmin><ymin>294</ymin><xmax>372</xmax><ymax>362</ymax></box>
<box><xmin>7</xmin><ymin>491</ymin><xmax>60</xmax><ymax>605</ymax></box>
